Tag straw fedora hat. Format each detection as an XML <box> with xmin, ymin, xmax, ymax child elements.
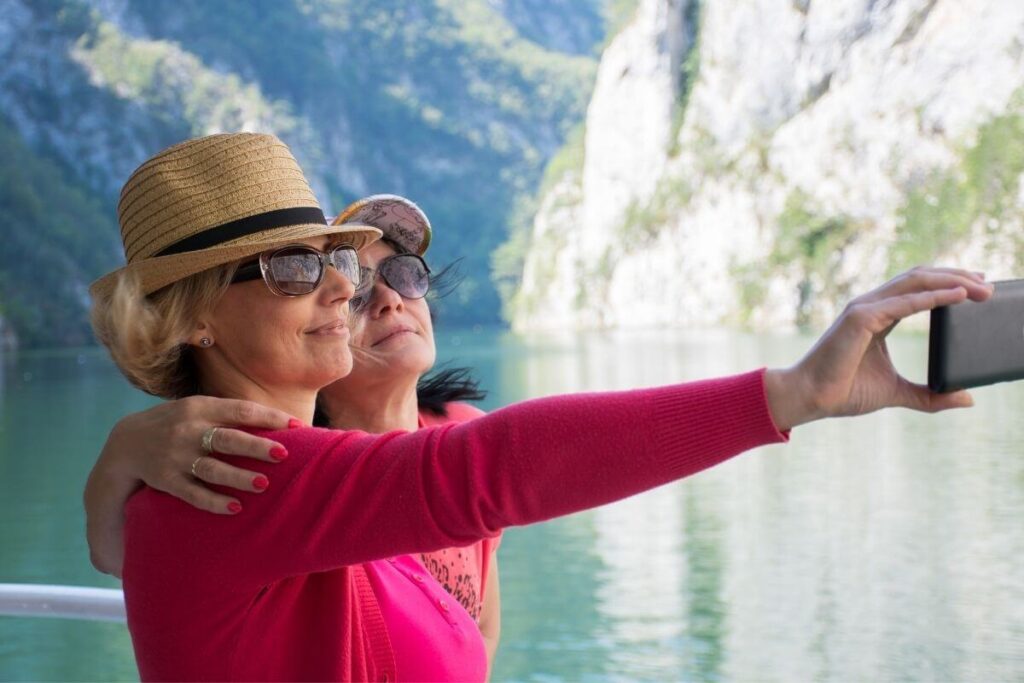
<box><xmin>331</xmin><ymin>194</ymin><xmax>432</xmax><ymax>255</ymax></box>
<box><xmin>90</xmin><ymin>132</ymin><xmax>381</xmax><ymax>298</ymax></box>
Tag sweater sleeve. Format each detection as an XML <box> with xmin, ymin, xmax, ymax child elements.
<box><xmin>130</xmin><ymin>369</ymin><xmax>788</xmax><ymax>586</ymax></box>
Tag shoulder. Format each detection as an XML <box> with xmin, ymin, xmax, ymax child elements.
<box><xmin>251</xmin><ymin>425</ymin><xmax>349</xmax><ymax>450</ymax></box>
<box><xmin>126</xmin><ymin>426</ymin><xmax>347</xmax><ymax>518</ymax></box>
<box><xmin>419</xmin><ymin>402</ymin><xmax>487</xmax><ymax>427</ymax></box>
<box><xmin>445</xmin><ymin>402</ymin><xmax>487</xmax><ymax>422</ymax></box>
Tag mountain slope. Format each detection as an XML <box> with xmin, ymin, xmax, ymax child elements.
<box><xmin>0</xmin><ymin>0</ymin><xmax>602</xmax><ymax>347</ymax></box>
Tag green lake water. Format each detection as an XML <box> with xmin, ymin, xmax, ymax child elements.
<box><xmin>2</xmin><ymin>327</ymin><xmax>1023</xmax><ymax>681</ymax></box>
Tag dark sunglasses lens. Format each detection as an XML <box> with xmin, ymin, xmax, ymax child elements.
<box><xmin>350</xmin><ymin>266</ymin><xmax>373</xmax><ymax>311</ymax></box>
<box><xmin>267</xmin><ymin>248</ymin><xmax>321</xmax><ymax>295</ymax></box>
<box><xmin>329</xmin><ymin>246</ymin><xmax>361</xmax><ymax>287</ymax></box>
<box><xmin>380</xmin><ymin>255</ymin><xmax>429</xmax><ymax>299</ymax></box>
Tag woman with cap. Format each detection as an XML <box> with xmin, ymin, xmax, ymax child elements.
<box><xmin>85</xmin><ymin>194</ymin><xmax>506</xmax><ymax>670</ymax></box>
<box><xmin>89</xmin><ymin>131</ymin><xmax>993</xmax><ymax>681</ymax></box>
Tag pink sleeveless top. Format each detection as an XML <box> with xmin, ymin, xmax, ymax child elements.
<box><xmin>365</xmin><ymin>555</ymin><xmax>488</xmax><ymax>681</ymax></box>
<box><xmin>418</xmin><ymin>404</ymin><xmax>502</xmax><ymax>621</ymax></box>
<box><xmin>369</xmin><ymin>403</ymin><xmax>500</xmax><ymax>680</ymax></box>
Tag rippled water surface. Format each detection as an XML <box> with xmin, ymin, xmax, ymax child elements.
<box><xmin>2</xmin><ymin>328</ymin><xmax>1022</xmax><ymax>681</ymax></box>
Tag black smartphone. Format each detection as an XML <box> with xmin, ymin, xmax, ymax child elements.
<box><xmin>928</xmin><ymin>278</ymin><xmax>1024</xmax><ymax>392</ymax></box>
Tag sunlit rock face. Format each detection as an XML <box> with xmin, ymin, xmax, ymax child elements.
<box><xmin>514</xmin><ymin>0</ymin><xmax>1024</xmax><ymax>332</ymax></box>
<box><xmin>578</xmin><ymin>0</ymin><xmax>690</xmax><ymax>266</ymax></box>
<box><xmin>517</xmin><ymin>0</ymin><xmax>693</xmax><ymax>328</ymax></box>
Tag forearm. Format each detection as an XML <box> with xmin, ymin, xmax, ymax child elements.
<box><xmin>483</xmin><ymin>634</ymin><xmax>499</xmax><ymax>680</ymax></box>
<box><xmin>426</xmin><ymin>367</ymin><xmax>790</xmax><ymax>533</ymax></box>
<box><xmin>764</xmin><ymin>366</ymin><xmax>821</xmax><ymax>431</ymax></box>
<box><xmin>83</xmin><ymin>434</ymin><xmax>142</xmax><ymax>577</ymax></box>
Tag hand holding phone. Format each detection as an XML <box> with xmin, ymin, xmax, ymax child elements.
<box><xmin>928</xmin><ymin>279</ymin><xmax>1024</xmax><ymax>392</ymax></box>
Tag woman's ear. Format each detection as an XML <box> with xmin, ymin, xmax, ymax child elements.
<box><xmin>187</xmin><ymin>322</ymin><xmax>214</xmax><ymax>349</ymax></box>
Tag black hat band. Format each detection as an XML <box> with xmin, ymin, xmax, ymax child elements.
<box><xmin>155</xmin><ymin>207</ymin><xmax>327</xmax><ymax>257</ymax></box>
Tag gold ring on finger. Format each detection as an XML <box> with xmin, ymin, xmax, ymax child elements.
<box><xmin>200</xmin><ymin>426</ymin><xmax>219</xmax><ymax>454</ymax></box>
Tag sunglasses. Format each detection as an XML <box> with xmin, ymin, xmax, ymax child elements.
<box><xmin>231</xmin><ymin>243</ymin><xmax>361</xmax><ymax>296</ymax></box>
<box><xmin>351</xmin><ymin>253</ymin><xmax>431</xmax><ymax>312</ymax></box>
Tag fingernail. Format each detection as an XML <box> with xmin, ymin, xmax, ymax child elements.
<box><xmin>287</xmin><ymin>418</ymin><xmax>304</xmax><ymax>429</ymax></box>
<box><xmin>270</xmin><ymin>446</ymin><xmax>289</xmax><ymax>461</ymax></box>
<box><xmin>227</xmin><ymin>501</ymin><xmax>243</xmax><ymax>514</ymax></box>
<box><xmin>252</xmin><ymin>475</ymin><xmax>269</xmax><ymax>491</ymax></box>
<box><xmin>974</xmin><ymin>271</ymin><xmax>986</xmax><ymax>279</ymax></box>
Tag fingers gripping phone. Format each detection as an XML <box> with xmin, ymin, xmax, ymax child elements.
<box><xmin>929</xmin><ymin>279</ymin><xmax>1024</xmax><ymax>392</ymax></box>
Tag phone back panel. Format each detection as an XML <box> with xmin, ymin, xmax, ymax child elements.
<box><xmin>928</xmin><ymin>279</ymin><xmax>1024</xmax><ymax>392</ymax></box>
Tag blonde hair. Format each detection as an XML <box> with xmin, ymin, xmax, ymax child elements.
<box><xmin>91</xmin><ymin>263</ymin><xmax>237</xmax><ymax>399</ymax></box>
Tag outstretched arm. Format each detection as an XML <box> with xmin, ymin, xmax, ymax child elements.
<box><xmin>127</xmin><ymin>267</ymin><xmax>993</xmax><ymax>587</ymax></box>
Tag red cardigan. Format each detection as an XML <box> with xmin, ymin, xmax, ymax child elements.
<box><xmin>122</xmin><ymin>369</ymin><xmax>789</xmax><ymax>681</ymax></box>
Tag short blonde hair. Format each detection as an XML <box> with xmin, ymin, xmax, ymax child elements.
<box><xmin>91</xmin><ymin>263</ymin><xmax>236</xmax><ymax>399</ymax></box>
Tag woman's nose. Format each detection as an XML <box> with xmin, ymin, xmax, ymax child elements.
<box><xmin>321</xmin><ymin>261</ymin><xmax>356</xmax><ymax>303</ymax></box>
<box><xmin>365</xmin><ymin>278</ymin><xmax>404</xmax><ymax>317</ymax></box>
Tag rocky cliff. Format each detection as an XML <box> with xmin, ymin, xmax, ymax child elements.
<box><xmin>512</xmin><ymin>0</ymin><xmax>1024</xmax><ymax>331</ymax></box>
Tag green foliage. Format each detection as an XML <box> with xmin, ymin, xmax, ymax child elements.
<box><xmin>890</xmin><ymin>109</ymin><xmax>1024</xmax><ymax>274</ymax></box>
<box><xmin>118</xmin><ymin>0</ymin><xmax>598</xmax><ymax>329</ymax></box>
<box><xmin>772</xmin><ymin>191</ymin><xmax>859</xmax><ymax>272</ymax></box>
<box><xmin>538</xmin><ymin>122</ymin><xmax>586</xmax><ymax>196</ymax></box>
<box><xmin>7</xmin><ymin>0</ymin><xmax>604</xmax><ymax>344</ymax></box>
<box><xmin>617</xmin><ymin>175</ymin><xmax>694</xmax><ymax>248</ymax></box>
<box><xmin>889</xmin><ymin>171</ymin><xmax>974</xmax><ymax>273</ymax></box>
<box><xmin>688</xmin><ymin>124</ymin><xmax>741</xmax><ymax>178</ymax></box>
<box><xmin>736</xmin><ymin>106</ymin><xmax>1024</xmax><ymax>327</ymax></box>
<box><xmin>669</xmin><ymin>1</ymin><xmax>703</xmax><ymax>157</ymax></box>
<box><xmin>487</xmin><ymin>0</ymin><xmax>606</xmax><ymax>57</ymax></box>
<box><xmin>494</xmin><ymin>121</ymin><xmax>590</xmax><ymax>321</ymax></box>
<box><xmin>730</xmin><ymin>259</ymin><xmax>770</xmax><ymax>323</ymax></box>
<box><xmin>737</xmin><ymin>190</ymin><xmax>860</xmax><ymax>327</ymax></box>
<box><xmin>0</xmin><ymin>118</ymin><xmax>119</xmax><ymax>347</ymax></box>
<box><xmin>602</xmin><ymin>0</ymin><xmax>641</xmax><ymax>46</ymax></box>
<box><xmin>491</xmin><ymin>193</ymin><xmax>540</xmax><ymax>321</ymax></box>
<box><xmin>964</xmin><ymin>111</ymin><xmax>1024</xmax><ymax>218</ymax></box>
<box><xmin>575</xmin><ymin>246</ymin><xmax>615</xmax><ymax>314</ymax></box>
<box><xmin>74</xmin><ymin>22</ymin><xmax>298</xmax><ymax>136</ymax></box>
<box><xmin>502</xmin><ymin>215</ymin><xmax>570</xmax><ymax>323</ymax></box>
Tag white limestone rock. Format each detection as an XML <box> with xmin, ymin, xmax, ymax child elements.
<box><xmin>515</xmin><ymin>0</ymin><xmax>1024</xmax><ymax>332</ymax></box>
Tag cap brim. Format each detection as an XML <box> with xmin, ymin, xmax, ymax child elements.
<box><xmin>90</xmin><ymin>222</ymin><xmax>381</xmax><ymax>299</ymax></box>
<box><xmin>332</xmin><ymin>194</ymin><xmax>431</xmax><ymax>256</ymax></box>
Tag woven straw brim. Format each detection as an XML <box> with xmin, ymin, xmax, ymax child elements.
<box><xmin>90</xmin><ymin>222</ymin><xmax>381</xmax><ymax>299</ymax></box>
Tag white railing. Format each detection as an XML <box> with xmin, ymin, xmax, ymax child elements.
<box><xmin>0</xmin><ymin>583</ymin><xmax>126</xmax><ymax>623</ymax></box>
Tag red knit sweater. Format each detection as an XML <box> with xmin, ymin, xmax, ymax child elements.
<box><xmin>122</xmin><ymin>369</ymin><xmax>789</xmax><ymax>681</ymax></box>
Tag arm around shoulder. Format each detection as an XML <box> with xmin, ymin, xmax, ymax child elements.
<box><xmin>177</xmin><ymin>369</ymin><xmax>787</xmax><ymax>584</ymax></box>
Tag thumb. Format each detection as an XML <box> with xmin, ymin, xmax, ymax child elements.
<box><xmin>901</xmin><ymin>380</ymin><xmax>974</xmax><ymax>413</ymax></box>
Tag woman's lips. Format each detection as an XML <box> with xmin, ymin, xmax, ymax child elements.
<box><xmin>307</xmin><ymin>319</ymin><xmax>349</xmax><ymax>336</ymax></box>
<box><xmin>372</xmin><ymin>327</ymin><xmax>415</xmax><ymax>346</ymax></box>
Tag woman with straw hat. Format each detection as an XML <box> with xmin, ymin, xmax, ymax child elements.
<box><xmin>90</xmin><ymin>131</ymin><xmax>992</xmax><ymax>681</ymax></box>
<box><xmin>86</xmin><ymin>193</ymin><xmax>506</xmax><ymax>671</ymax></box>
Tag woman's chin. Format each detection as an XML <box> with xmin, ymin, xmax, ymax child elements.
<box><xmin>368</xmin><ymin>335</ymin><xmax>434</xmax><ymax>367</ymax></box>
<box><xmin>367</xmin><ymin>350</ymin><xmax>434</xmax><ymax>380</ymax></box>
<box><xmin>333</xmin><ymin>355</ymin><xmax>355</xmax><ymax>382</ymax></box>
<box><xmin>309</xmin><ymin>347</ymin><xmax>354</xmax><ymax>385</ymax></box>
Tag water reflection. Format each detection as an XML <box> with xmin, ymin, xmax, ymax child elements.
<box><xmin>2</xmin><ymin>330</ymin><xmax>1023</xmax><ymax>681</ymax></box>
<box><xmin>472</xmin><ymin>328</ymin><xmax>1024</xmax><ymax>682</ymax></box>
